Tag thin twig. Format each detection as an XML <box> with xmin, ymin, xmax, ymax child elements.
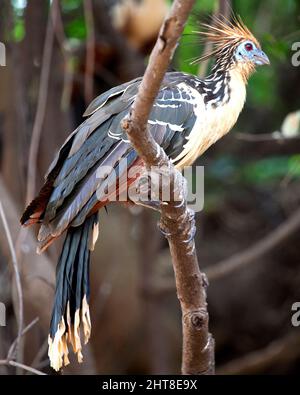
<box><xmin>83</xmin><ymin>0</ymin><xmax>96</xmax><ymax>105</ymax></box>
<box><xmin>0</xmin><ymin>202</ymin><xmax>24</xmax><ymax>362</ymax></box>
<box><xmin>218</xmin><ymin>332</ymin><xmax>300</xmax><ymax>375</ymax></box>
<box><xmin>122</xmin><ymin>0</ymin><xmax>215</xmax><ymax>375</ymax></box>
<box><xmin>0</xmin><ymin>360</ymin><xmax>46</xmax><ymax>375</ymax></box>
<box><xmin>7</xmin><ymin>317</ymin><xmax>39</xmax><ymax>360</ymax></box>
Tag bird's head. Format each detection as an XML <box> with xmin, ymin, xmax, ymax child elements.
<box><xmin>193</xmin><ymin>14</ymin><xmax>270</xmax><ymax>81</ymax></box>
<box><xmin>234</xmin><ymin>40</ymin><xmax>270</xmax><ymax>67</ymax></box>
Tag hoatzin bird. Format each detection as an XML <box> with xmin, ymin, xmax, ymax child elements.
<box><xmin>21</xmin><ymin>15</ymin><xmax>269</xmax><ymax>371</ymax></box>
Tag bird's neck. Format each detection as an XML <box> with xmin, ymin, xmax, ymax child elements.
<box><xmin>202</xmin><ymin>59</ymin><xmax>250</xmax><ymax>108</ymax></box>
<box><xmin>202</xmin><ymin>68</ymin><xmax>231</xmax><ymax>108</ymax></box>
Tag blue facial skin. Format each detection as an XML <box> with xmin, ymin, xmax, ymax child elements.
<box><xmin>235</xmin><ymin>41</ymin><xmax>270</xmax><ymax>66</ymax></box>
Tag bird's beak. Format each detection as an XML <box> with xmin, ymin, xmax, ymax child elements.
<box><xmin>253</xmin><ymin>49</ymin><xmax>270</xmax><ymax>66</ymax></box>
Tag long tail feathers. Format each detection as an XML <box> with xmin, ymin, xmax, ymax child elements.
<box><xmin>48</xmin><ymin>213</ymin><xmax>99</xmax><ymax>371</ymax></box>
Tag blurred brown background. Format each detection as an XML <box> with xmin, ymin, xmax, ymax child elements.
<box><xmin>0</xmin><ymin>0</ymin><xmax>300</xmax><ymax>375</ymax></box>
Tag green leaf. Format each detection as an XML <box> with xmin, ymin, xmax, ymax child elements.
<box><xmin>12</xmin><ymin>18</ymin><xmax>25</xmax><ymax>42</ymax></box>
<box><xmin>65</xmin><ymin>17</ymin><xmax>86</xmax><ymax>40</ymax></box>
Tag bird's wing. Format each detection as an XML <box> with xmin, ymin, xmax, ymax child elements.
<box><xmin>148</xmin><ymin>76</ymin><xmax>198</xmax><ymax>159</ymax></box>
<box><xmin>82</xmin><ymin>77</ymin><xmax>142</xmax><ymax>117</ymax></box>
<box><xmin>44</xmin><ymin>77</ymin><xmax>142</xmax><ymax>180</ymax></box>
<box><xmin>22</xmin><ymin>73</ymin><xmax>200</xmax><ymax>249</ymax></box>
<box><xmin>20</xmin><ymin>78</ymin><xmax>141</xmax><ymax>229</ymax></box>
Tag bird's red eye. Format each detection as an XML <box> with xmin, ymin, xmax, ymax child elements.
<box><xmin>245</xmin><ymin>43</ymin><xmax>253</xmax><ymax>51</ymax></box>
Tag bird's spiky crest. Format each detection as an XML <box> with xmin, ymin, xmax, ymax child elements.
<box><xmin>191</xmin><ymin>14</ymin><xmax>260</xmax><ymax>64</ymax></box>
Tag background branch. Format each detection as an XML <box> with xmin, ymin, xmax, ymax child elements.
<box><xmin>218</xmin><ymin>332</ymin><xmax>300</xmax><ymax>375</ymax></box>
<box><xmin>153</xmin><ymin>202</ymin><xmax>300</xmax><ymax>296</ymax></box>
<box><xmin>25</xmin><ymin>0</ymin><xmax>56</xmax><ymax>205</ymax></box>
<box><xmin>0</xmin><ymin>359</ymin><xmax>46</xmax><ymax>375</ymax></box>
<box><xmin>236</xmin><ymin>132</ymin><xmax>300</xmax><ymax>142</ymax></box>
<box><xmin>0</xmin><ymin>202</ymin><xmax>24</xmax><ymax>365</ymax></box>
<box><xmin>7</xmin><ymin>317</ymin><xmax>39</xmax><ymax>361</ymax></box>
<box><xmin>207</xmin><ymin>205</ymin><xmax>300</xmax><ymax>281</ymax></box>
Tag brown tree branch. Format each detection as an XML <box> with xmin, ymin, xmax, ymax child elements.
<box><xmin>122</xmin><ymin>0</ymin><xmax>214</xmax><ymax>375</ymax></box>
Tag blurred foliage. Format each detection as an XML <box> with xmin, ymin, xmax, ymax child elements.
<box><xmin>10</xmin><ymin>0</ymin><xmax>26</xmax><ymax>41</ymax></box>
<box><xmin>61</xmin><ymin>0</ymin><xmax>87</xmax><ymax>40</ymax></box>
<box><xmin>208</xmin><ymin>155</ymin><xmax>300</xmax><ymax>186</ymax></box>
<box><xmin>65</xmin><ymin>16</ymin><xmax>87</xmax><ymax>40</ymax></box>
<box><xmin>61</xmin><ymin>0</ymin><xmax>82</xmax><ymax>12</ymax></box>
